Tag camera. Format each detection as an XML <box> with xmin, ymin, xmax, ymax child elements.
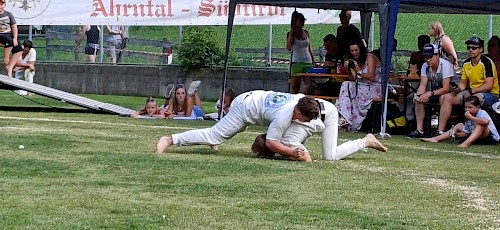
<box><xmin>348</xmin><ymin>59</ymin><xmax>355</xmax><ymax>68</ymax></box>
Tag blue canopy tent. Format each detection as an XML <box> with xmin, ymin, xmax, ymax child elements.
<box><xmin>221</xmin><ymin>0</ymin><xmax>500</xmax><ymax>136</ymax></box>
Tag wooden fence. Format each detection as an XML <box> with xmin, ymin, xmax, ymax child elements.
<box><xmin>44</xmin><ymin>30</ymin><xmax>173</xmax><ymax>64</ymax></box>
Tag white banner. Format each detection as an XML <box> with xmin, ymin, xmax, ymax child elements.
<box><xmin>9</xmin><ymin>0</ymin><xmax>360</xmax><ymax>26</ymax></box>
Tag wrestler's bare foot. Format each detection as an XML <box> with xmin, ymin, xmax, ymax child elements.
<box><xmin>156</xmin><ymin>136</ymin><xmax>173</xmax><ymax>155</ymax></box>
<box><xmin>363</xmin><ymin>133</ymin><xmax>388</xmax><ymax>152</ymax></box>
<box><xmin>210</xmin><ymin>145</ymin><xmax>219</xmax><ymax>151</ymax></box>
<box><xmin>420</xmin><ymin>137</ymin><xmax>438</xmax><ymax>143</ymax></box>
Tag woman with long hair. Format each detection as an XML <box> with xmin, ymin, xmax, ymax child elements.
<box><xmin>165</xmin><ymin>81</ymin><xmax>204</xmax><ymax>120</ymax></box>
<box><xmin>428</xmin><ymin>21</ymin><xmax>459</xmax><ymax>69</ymax></box>
<box><xmin>286</xmin><ymin>11</ymin><xmax>314</xmax><ymax>94</ymax></box>
<box><xmin>337</xmin><ymin>40</ymin><xmax>382</xmax><ymax>131</ymax></box>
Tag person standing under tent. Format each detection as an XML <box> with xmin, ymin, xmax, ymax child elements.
<box><xmin>286</xmin><ymin>11</ymin><xmax>314</xmax><ymax>94</ymax></box>
<box><xmin>428</xmin><ymin>21</ymin><xmax>459</xmax><ymax>69</ymax></box>
<box><xmin>336</xmin><ymin>10</ymin><xmax>366</xmax><ymax>59</ymax></box>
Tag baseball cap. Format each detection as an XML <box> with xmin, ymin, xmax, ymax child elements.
<box><xmin>422</xmin><ymin>43</ymin><xmax>438</xmax><ymax>58</ymax></box>
<box><xmin>465</xmin><ymin>36</ymin><xmax>483</xmax><ymax>47</ymax></box>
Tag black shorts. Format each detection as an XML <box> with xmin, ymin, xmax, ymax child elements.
<box><xmin>473</xmin><ymin>134</ymin><xmax>498</xmax><ymax>145</ymax></box>
<box><xmin>428</xmin><ymin>95</ymin><xmax>440</xmax><ymax>104</ymax></box>
<box><xmin>0</xmin><ymin>32</ymin><xmax>22</xmax><ymax>53</ymax></box>
<box><xmin>84</xmin><ymin>43</ymin><xmax>99</xmax><ymax>55</ymax></box>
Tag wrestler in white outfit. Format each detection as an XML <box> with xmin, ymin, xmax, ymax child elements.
<box><xmin>171</xmin><ymin>90</ymin><xmax>306</xmax><ymax>146</ymax></box>
<box><xmin>281</xmin><ymin>100</ymin><xmax>371</xmax><ymax>160</ymax></box>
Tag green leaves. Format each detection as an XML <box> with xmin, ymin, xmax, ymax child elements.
<box><xmin>179</xmin><ymin>27</ymin><xmax>223</xmax><ymax>69</ymax></box>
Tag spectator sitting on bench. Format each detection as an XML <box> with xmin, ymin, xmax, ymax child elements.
<box><xmin>421</xmin><ymin>96</ymin><xmax>499</xmax><ymax>147</ymax></box>
<box><xmin>407</xmin><ymin>44</ymin><xmax>454</xmax><ymax>138</ymax></box>
<box><xmin>337</xmin><ymin>40</ymin><xmax>382</xmax><ymax>131</ymax></box>
<box><xmin>315</xmin><ymin>34</ymin><xmax>343</xmax><ymax>97</ymax></box>
<box><xmin>436</xmin><ymin>36</ymin><xmax>499</xmax><ymax>136</ymax></box>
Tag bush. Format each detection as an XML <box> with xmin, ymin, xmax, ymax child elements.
<box><xmin>178</xmin><ymin>27</ymin><xmax>223</xmax><ymax>69</ymax></box>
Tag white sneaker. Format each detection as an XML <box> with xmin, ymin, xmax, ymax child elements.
<box><xmin>187</xmin><ymin>80</ymin><xmax>201</xmax><ymax>96</ymax></box>
<box><xmin>165</xmin><ymin>83</ymin><xmax>175</xmax><ymax>99</ymax></box>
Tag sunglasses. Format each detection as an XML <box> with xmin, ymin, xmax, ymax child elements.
<box><xmin>175</xmin><ymin>84</ymin><xmax>185</xmax><ymax>89</ymax></box>
<box><xmin>146</xmin><ymin>97</ymin><xmax>156</xmax><ymax>102</ymax></box>
<box><xmin>467</xmin><ymin>46</ymin><xmax>480</xmax><ymax>51</ymax></box>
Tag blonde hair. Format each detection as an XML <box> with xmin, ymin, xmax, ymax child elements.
<box><xmin>429</xmin><ymin>21</ymin><xmax>445</xmax><ymax>38</ymax></box>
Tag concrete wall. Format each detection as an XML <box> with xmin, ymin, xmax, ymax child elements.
<box><xmin>32</xmin><ymin>63</ymin><xmax>289</xmax><ymax>100</ymax></box>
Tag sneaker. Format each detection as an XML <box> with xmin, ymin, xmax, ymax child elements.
<box><xmin>431</xmin><ymin>130</ymin><xmax>445</xmax><ymax>137</ymax></box>
<box><xmin>407</xmin><ymin>130</ymin><xmax>425</xmax><ymax>138</ymax></box>
<box><xmin>187</xmin><ymin>80</ymin><xmax>201</xmax><ymax>96</ymax></box>
<box><xmin>165</xmin><ymin>83</ymin><xmax>175</xmax><ymax>100</ymax></box>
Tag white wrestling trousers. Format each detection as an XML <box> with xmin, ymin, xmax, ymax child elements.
<box><xmin>282</xmin><ymin>102</ymin><xmax>365</xmax><ymax>160</ymax></box>
<box><xmin>14</xmin><ymin>69</ymin><xmax>35</xmax><ymax>96</ymax></box>
<box><xmin>172</xmin><ymin>94</ymin><xmax>248</xmax><ymax>146</ymax></box>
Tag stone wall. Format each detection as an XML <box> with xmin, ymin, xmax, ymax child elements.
<box><xmin>32</xmin><ymin>63</ymin><xmax>289</xmax><ymax>100</ymax></box>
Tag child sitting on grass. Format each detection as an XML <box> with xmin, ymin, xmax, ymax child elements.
<box><xmin>421</xmin><ymin>96</ymin><xmax>499</xmax><ymax>147</ymax></box>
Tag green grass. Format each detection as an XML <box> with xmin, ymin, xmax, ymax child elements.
<box><xmin>1</xmin><ymin>90</ymin><xmax>500</xmax><ymax>228</ymax></box>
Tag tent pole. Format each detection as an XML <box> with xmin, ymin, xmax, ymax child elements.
<box><xmin>220</xmin><ymin>2</ymin><xmax>237</xmax><ymax>119</ymax></box>
<box><xmin>268</xmin><ymin>23</ymin><xmax>272</xmax><ymax>67</ymax></box>
<box><xmin>488</xmin><ymin>15</ymin><xmax>493</xmax><ymax>39</ymax></box>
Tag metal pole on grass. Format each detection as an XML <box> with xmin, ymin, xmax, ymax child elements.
<box><xmin>99</xmin><ymin>25</ymin><xmax>104</xmax><ymax>63</ymax></box>
<box><xmin>268</xmin><ymin>24</ymin><xmax>272</xmax><ymax>67</ymax></box>
<box><xmin>28</xmin><ymin>25</ymin><xmax>33</xmax><ymax>41</ymax></box>
<box><xmin>369</xmin><ymin>15</ymin><xmax>374</xmax><ymax>51</ymax></box>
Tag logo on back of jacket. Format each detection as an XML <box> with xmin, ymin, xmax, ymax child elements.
<box><xmin>265</xmin><ymin>93</ymin><xmax>291</xmax><ymax>108</ymax></box>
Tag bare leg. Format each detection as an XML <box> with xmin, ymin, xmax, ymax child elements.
<box><xmin>458</xmin><ymin>125</ymin><xmax>488</xmax><ymax>148</ymax></box>
<box><xmin>362</xmin><ymin>133</ymin><xmax>388</xmax><ymax>152</ymax></box>
<box><xmin>6</xmin><ymin>51</ymin><xmax>21</xmax><ymax>78</ymax></box>
<box><xmin>289</xmin><ymin>77</ymin><xmax>301</xmax><ymax>94</ymax></box>
<box><xmin>438</xmin><ymin>93</ymin><xmax>463</xmax><ymax>132</ymax></box>
<box><xmin>193</xmin><ymin>93</ymin><xmax>203</xmax><ymax>108</ymax></box>
<box><xmin>3</xmin><ymin>47</ymin><xmax>11</xmax><ymax>65</ymax></box>
<box><xmin>302</xmin><ymin>77</ymin><xmax>312</xmax><ymax>95</ymax></box>
<box><xmin>414</xmin><ymin>102</ymin><xmax>425</xmax><ymax>132</ymax></box>
<box><xmin>422</xmin><ymin>123</ymin><xmax>464</xmax><ymax>143</ymax></box>
<box><xmin>156</xmin><ymin>136</ymin><xmax>173</xmax><ymax>155</ymax></box>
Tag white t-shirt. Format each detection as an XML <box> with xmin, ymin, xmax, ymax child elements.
<box><xmin>14</xmin><ymin>48</ymin><xmax>36</xmax><ymax>72</ymax></box>
<box><xmin>420</xmin><ymin>58</ymin><xmax>454</xmax><ymax>91</ymax></box>
<box><xmin>463</xmin><ymin>109</ymin><xmax>500</xmax><ymax>141</ymax></box>
<box><xmin>239</xmin><ymin>90</ymin><xmax>305</xmax><ymax>141</ymax></box>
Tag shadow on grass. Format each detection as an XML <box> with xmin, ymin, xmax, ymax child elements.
<box><xmin>0</xmin><ymin>106</ymin><xmax>109</xmax><ymax>114</ymax></box>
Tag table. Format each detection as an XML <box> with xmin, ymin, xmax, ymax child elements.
<box><xmin>295</xmin><ymin>73</ymin><xmax>349</xmax><ymax>101</ymax></box>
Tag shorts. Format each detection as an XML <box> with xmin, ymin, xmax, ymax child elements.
<box><xmin>0</xmin><ymin>32</ymin><xmax>22</xmax><ymax>53</ymax></box>
<box><xmin>290</xmin><ymin>62</ymin><xmax>312</xmax><ymax>77</ymax></box>
<box><xmin>428</xmin><ymin>95</ymin><xmax>440</xmax><ymax>104</ymax></box>
<box><xmin>473</xmin><ymin>134</ymin><xmax>498</xmax><ymax>145</ymax></box>
<box><xmin>478</xmin><ymin>92</ymin><xmax>499</xmax><ymax>107</ymax></box>
<box><xmin>84</xmin><ymin>43</ymin><xmax>99</xmax><ymax>55</ymax></box>
<box><xmin>193</xmin><ymin>105</ymin><xmax>204</xmax><ymax>117</ymax></box>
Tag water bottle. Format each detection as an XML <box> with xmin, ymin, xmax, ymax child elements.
<box><xmin>336</xmin><ymin>60</ymin><xmax>342</xmax><ymax>74</ymax></box>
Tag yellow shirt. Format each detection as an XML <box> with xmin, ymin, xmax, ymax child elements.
<box><xmin>461</xmin><ymin>55</ymin><xmax>499</xmax><ymax>95</ymax></box>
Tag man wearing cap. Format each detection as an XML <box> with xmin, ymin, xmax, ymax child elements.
<box><xmin>407</xmin><ymin>44</ymin><xmax>455</xmax><ymax>138</ymax></box>
<box><xmin>436</xmin><ymin>36</ymin><xmax>499</xmax><ymax>135</ymax></box>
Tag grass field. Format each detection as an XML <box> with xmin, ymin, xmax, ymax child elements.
<box><xmin>1</xmin><ymin>90</ymin><xmax>500</xmax><ymax>229</ymax></box>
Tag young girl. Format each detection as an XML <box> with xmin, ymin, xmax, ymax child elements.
<box><xmin>130</xmin><ymin>97</ymin><xmax>165</xmax><ymax>118</ymax></box>
<box><xmin>165</xmin><ymin>81</ymin><xmax>204</xmax><ymax>120</ymax></box>
<box><xmin>421</xmin><ymin>96</ymin><xmax>499</xmax><ymax>147</ymax></box>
